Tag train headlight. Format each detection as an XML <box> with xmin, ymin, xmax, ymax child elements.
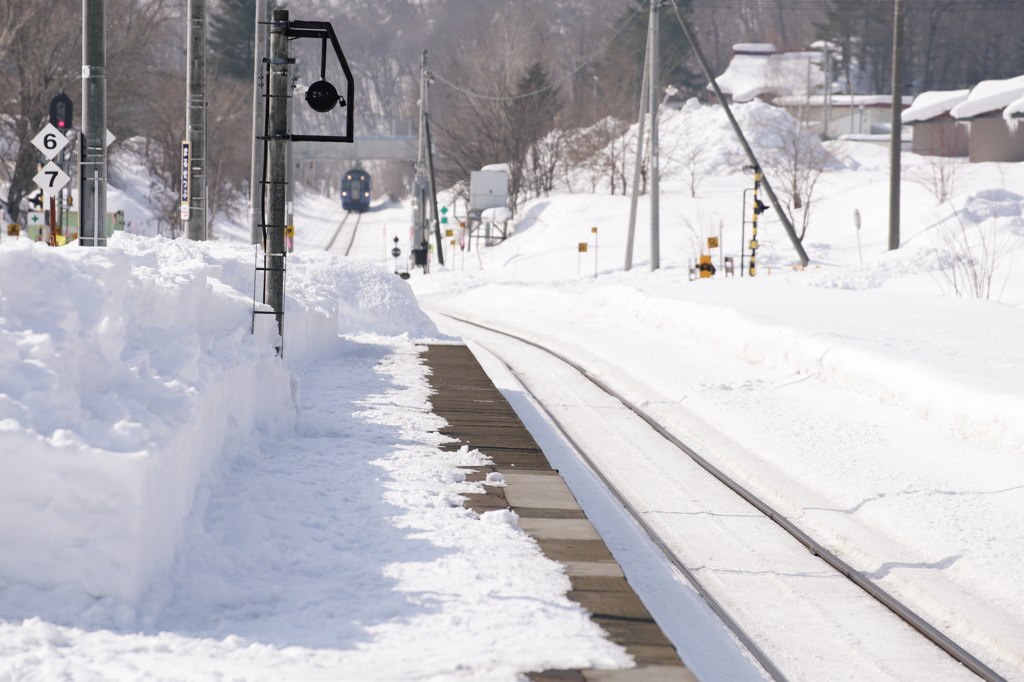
<box><xmin>342</xmin><ymin>192</ymin><xmax>347</xmax><ymax>196</ymax></box>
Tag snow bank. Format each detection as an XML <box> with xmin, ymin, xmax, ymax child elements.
<box><xmin>434</xmin><ymin>283</ymin><xmax>1024</xmax><ymax>454</ymax></box>
<box><xmin>0</xmin><ymin>234</ymin><xmax>435</xmax><ymax>605</ymax></box>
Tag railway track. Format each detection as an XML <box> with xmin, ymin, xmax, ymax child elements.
<box><xmin>433</xmin><ymin>310</ymin><xmax>1008</xmax><ymax>682</ymax></box>
<box><xmin>324</xmin><ymin>211</ymin><xmax>362</xmax><ymax>254</ymax></box>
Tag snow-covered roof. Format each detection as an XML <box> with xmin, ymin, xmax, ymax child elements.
<box><xmin>902</xmin><ymin>90</ymin><xmax>970</xmax><ymax>123</ymax></box>
<box><xmin>1003</xmin><ymin>94</ymin><xmax>1024</xmax><ymax>121</ymax></box>
<box><xmin>732</xmin><ymin>43</ymin><xmax>776</xmax><ymax>55</ymax></box>
<box><xmin>711</xmin><ymin>50</ymin><xmax>824</xmax><ymax>103</ymax></box>
<box><xmin>775</xmin><ymin>95</ymin><xmax>912</xmax><ymax>108</ymax></box>
<box><xmin>950</xmin><ymin>75</ymin><xmax>1024</xmax><ymax>120</ymax></box>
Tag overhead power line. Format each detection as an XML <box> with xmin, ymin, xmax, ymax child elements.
<box><xmin>429</xmin><ymin>0</ymin><xmax>649</xmax><ymax>102</ymax></box>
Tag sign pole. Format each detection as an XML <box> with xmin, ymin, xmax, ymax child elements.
<box><xmin>80</xmin><ymin>0</ymin><xmax>107</xmax><ymax>247</ymax></box>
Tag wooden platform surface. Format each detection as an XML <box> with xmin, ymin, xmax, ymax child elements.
<box><xmin>421</xmin><ymin>345</ymin><xmax>697</xmax><ymax>682</ymax></box>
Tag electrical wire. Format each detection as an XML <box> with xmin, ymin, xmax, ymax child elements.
<box><xmin>428</xmin><ymin>0</ymin><xmax>650</xmax><ymax>102</ymax></box>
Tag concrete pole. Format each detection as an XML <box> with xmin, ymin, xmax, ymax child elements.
<box><xmin>286</xmin><ymin>72</ymin><xmax>294</xmax><ymax>252</ymax></box>
<box><xmin>80</xmin><ymin>0</ymin><xmax>107</xmax><ymax>247</ymax></box>
<box><xmin>264</xmin><ymin>8</ymin><xmax>289</xmax><ymax>345</ymax></box>
<box><xmin>648</xmin><ymin>0</ymin><xmax>660</xmax><ymax>272</ymax></box>
<box><xmin>248</xmin><ymin>0</ymin><xmax>268</xmax><ymax>244</ymax></box>
<box><xmin>624</xmin><ymin>20</ymin><xmax>651</xmax><ymax>272</ymax></box>
<box><xmin>184</xmin><ymin>0</ymin><xmax>207</xmax><ymax>240</ymax></box>
<box><xmin>888</xmin><ymin>0</ymin><xmax>904</xmax><ymax>251</ymax></box>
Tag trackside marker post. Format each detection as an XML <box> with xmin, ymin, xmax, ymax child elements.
<box><xmin>592</xmin><ymin>227</ymin><xmax>598</xmax><ymax>278</ymax></box>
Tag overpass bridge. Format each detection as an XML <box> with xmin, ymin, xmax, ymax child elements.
<box><xmin>292</xmin><ymin>118</ymin><xmax>417</xmax><ymax>162</ymax></box>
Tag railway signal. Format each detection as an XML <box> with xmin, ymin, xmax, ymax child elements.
<box><xmin>392</xmin><ymin>236</ymin><xmax>401</xmax><ymax>273</ymax></box>
<box><xmin>49</xmin><ymin>93</ymin><xmax>74</xmax><ymax>130</ymax></box>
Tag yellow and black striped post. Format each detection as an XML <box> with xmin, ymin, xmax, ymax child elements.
<box><xmin>750</xmin><ymin>165</ymin><xmax>769</xmax><ymax>277</ymax></box>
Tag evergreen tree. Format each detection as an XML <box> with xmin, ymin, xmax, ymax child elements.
<box><xmin>209</xmin><ymin>0</ymin><xmax>261</xmax><ymax>81</ymax></box>
<box><xmin>595</xmin><ymin>1</ymin><xmax>698</xmax><ymax>117</ymax></box>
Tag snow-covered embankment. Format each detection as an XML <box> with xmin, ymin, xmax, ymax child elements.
<box><xmin>0</xmin><ymin>235</ymin><xmax>435</xmax><ymax>605</ymax></box>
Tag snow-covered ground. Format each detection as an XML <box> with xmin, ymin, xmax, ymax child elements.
<box><xmin>310</xmin><ymin>102</ymin><xmax>1024</xmax><ymax>679</ymax></box>
<box><xmin>0</xmin><ymin>235</ymin><xmax>629</xmax><ymax>680</ymax></box>
<box><xmin>4</xmin><ymin>95</ymin><xmax>1024</xmax><ymax>680</ymax></box>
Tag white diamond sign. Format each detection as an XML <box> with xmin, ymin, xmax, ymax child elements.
<box><xmin>31</xmin><ymin>123</ymin><xmax>70</xmax><ymax>160</ymax></box>
<box><xmin>33</xmin><ymin>161</ymin><xmax>71</xmax><ymax>198</ymax></box>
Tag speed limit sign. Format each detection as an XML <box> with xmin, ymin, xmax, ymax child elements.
<box><xmin>31</xmin><ymin>123</ymin><xmax>70</xmax><ymax>160</ymax></box>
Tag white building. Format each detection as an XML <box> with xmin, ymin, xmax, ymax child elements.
<box><xmin>709</xmin><ymin>44</ymin><xmax>828</xmax><ymax>104</ymax></box>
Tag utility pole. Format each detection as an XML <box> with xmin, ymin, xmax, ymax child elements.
<box><xmin>425</xmin><ymin>115</ymin><xmax>444</xmax><ymax>266</ymax></box>
<box><xmin>248</xmin><ymin>0</ymin><xmax>268</xmax><ymax>244</ymax></box>
<box><xmin>888</xmin><ymin>0</ymin><xmax>904</xmax><ymax>251</ymax></box>
<box><xmin>624</xmin><ymin>17</ymin><xmax>651</xmax><ymax>272</ymax></box>
<box><xmin>263</xmin><ymin>8</ymin><xmax>290</xmax><ymax>347</ymax></box>
<box><xmin>184</xmin><ymin>0</ymin><xmax>207</xmax><ymax>240</ymax></box>
<box><xmin>648</xmin><ymin>0</ymin><xmax>660</xmax><ymax>272</ymax></box>
<box><xmin>80</xmin><ymin>0</ymin><xmax>107</xmax><ymax>247</ymax></box>
<box><xmin>667</xmin><ymin>0</ymin><xmax>809</xmax><ymax>267</ymax></box>
<box><xmin>414</xmin><ymin>49</ymin><xmax>431</xmax><ymax>271</ymax></box>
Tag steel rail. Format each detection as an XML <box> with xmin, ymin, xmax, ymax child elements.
<box><xmin>343</xmin><ymin>212</ymin><xmax>362</xmax><ymax>257</ymax></box>
<box><xmin>454</xmin><ymin>323</ymin><xmax>789</xmax><ymax>682</ymax></box>
<box><xmin>435</xmin><ymin>310</ymin><xmax>1008</xmax><ymax>682</ymax></box>
<box><xmin>324</xmin><ymin>211</ymin><xmax>349</xmax><ymax>251</ymax></box>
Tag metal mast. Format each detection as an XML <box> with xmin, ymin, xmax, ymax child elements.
<box><xmin>248</xmin><ymin>0</ymin><xmax>268</xmax><ymax>244</ymax></box>
<box><xmin>263</xmin><ymin>8</ymin><xmax>290</xmax><ymax>347</ymax></box>
<box><xmin>184</xmin><ymin>0</ymin><xmax>207</xmax><ymax>240</ymax></box>
<box><xmin>648</xmin><ymin>0</ymin><xmax>660</xmax><ymax>271</ymax></box>
<box><xmin>80</xmin><ymin>0</ymin><xmax>107</xmax><ymax>247</ymax></box>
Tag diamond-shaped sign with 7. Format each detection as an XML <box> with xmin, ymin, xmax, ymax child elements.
<box><xmin>33</xmin><ymin>161</ymin><xmax>71</xmax><ymax>198</ymax></box>
<box><xmin>31</xmin><ymin>123</ymin><xmax>70</xmax><ymax>160</ymax></box>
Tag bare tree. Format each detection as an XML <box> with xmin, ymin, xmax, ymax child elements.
<box><xmin>907</xmin><ymin>125</ymin><xmax>972</xmax><ymax>205</ymax></box>
<box><xmin>676</xmin><ymin>116</ymin><xmax>711</xmax><ymax>198</ymax></box>
<box><xmin>932</xmin><ymin>209</ymin><xmax>1015</xmax><ymax>300</ymax></box>
<box><xmin>755</xmin><ymin>109</ymin><xmax>835</xmax><ymax>242</ymax></box>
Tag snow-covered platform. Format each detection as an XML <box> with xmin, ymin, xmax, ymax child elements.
<box><xmin>422</xmin><ymin>345</ymin><xmax>695</xmax><ymax>682</ymax></box>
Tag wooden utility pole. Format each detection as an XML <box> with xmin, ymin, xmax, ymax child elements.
<box><xmin>649</xmin><ymin>0</ymin><xmax>660</xmax><ymax>272</ymax></box>
<box><xmin>80</xmin><ymin>0</ymin><xmax>107</xmax><ymax>247</ymax></box>
<box><xmin>888</xmin><ymin>0</ymin><xmax>904</xmax><ymax>251</ymax></box>
<box><xmin>184</xmin><ymin>0</ymin><xmax>207</xmax><ymax>240</ymax></box>
<box><xmin>248</xmin><ymin>0</ymin><xmax>268</xmax><ymax>244</ymax></box>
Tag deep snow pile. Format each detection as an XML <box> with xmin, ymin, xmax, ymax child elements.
<box><xmin>0</xmin><ymin>234</ymin><xmax>435</xmax><ymax>606</ymax></box>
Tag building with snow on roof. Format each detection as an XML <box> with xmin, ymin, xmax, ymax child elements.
<box><xmin>709</xmin><ymin>44</ymin><xmax>829</xmax><ymax>105</ymax></box>
<box><xmin>901</xmin><ymin>89</ymin><xmax>970</xmax><ymax>157</ymax></box>
<box><xmin>775</xmin><ymin>94</ymin><xmax>911</xmax><ymax>138</ymax></box>
<box><xmin>950</xmin><ymin>75</ymin><xmax>1024</xmax><ymax>162</ymax></box>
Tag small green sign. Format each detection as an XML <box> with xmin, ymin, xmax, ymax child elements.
<box><xmin>440</xmin><ymin>206</ymin><xmax>448</xmax><ymax>214</ymax></box>
<box><xmin>441</xmin><ymin>217</ymin><xmax>448</xmax><ymax>224</ymax></box>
